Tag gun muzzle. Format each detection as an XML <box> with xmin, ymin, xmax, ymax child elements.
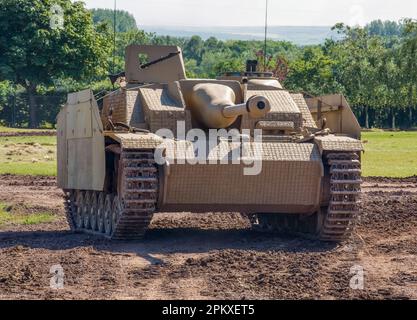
<box><xmin>223</xmin><ymin>95</ymin><xmax>271</xmax><ymax>119</ymax></box>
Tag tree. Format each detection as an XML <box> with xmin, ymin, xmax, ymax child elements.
<box><xmin>0</xmin><ymin>0</ymin><xmax>111</xmax><ymax>128</ymax></box>
<box><xmin>284</xmin><ymin>46</ymin><xmax>342</xmax><ymax>96</ymax></box>
<box><xmin>184</xmin><ymin>59</ymin><xmax>199</xmax><ymax>78</ymax></box>
<box><xmin>184</xmin><ymin>36</ymin><xmax>204</xmax><ymax>64</ymax></box>
<box><xmin>91</xmin><ymin>8</ymin><xmax>138</xmax><ymax>33</ymax></box>
<box><xmin>112</xmin><ymin>29</ymin><xmax>152</xmax><ymax>72</ymax></box>
<box><xmin>0</xmin><ymin>81</ymin><xmax>14</xmax><ymax>125</ymax></box>
<box><xmin>199</xmin><ymin>51</ymin><xmax>244</xmax><ymax>78</ymax></box>
<box><xmin>328</xmin><ymin>24</ymin><xmax>391</xmax><ymax>128</ymax></box>
<box><xmin>400</xmin><ymin>19</ymin><xmax>417</xmax><ymax>126</ymax></box>
<box><xmin>204</xmin><ymin>37</ymin><xmax>222</xmax><ymax>52</ymax></box>
<box><xmin>365</xmin><ymin>20</ymin><xmax>403</xmax><ymax>37</ymax></box>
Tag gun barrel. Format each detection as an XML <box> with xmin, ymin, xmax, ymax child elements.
<box><xmin>222</xmin><ymin>103</ymin><xmax>247</xmax><ymax>118</ymax></box>
<box><xmin>190</xmin><ymin>83</ymin><xmax>271</xmax><ymax>129</ymax></box>
<box><xmin>223</xmin><ymin>96</ymin><xmax>271</xmax><ymax>119</ymax></box>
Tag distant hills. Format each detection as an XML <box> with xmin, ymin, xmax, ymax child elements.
<box><xmin>141</xmin><ymin>25</ymin><xmax>342</xmax><ymax>45</ymax></box>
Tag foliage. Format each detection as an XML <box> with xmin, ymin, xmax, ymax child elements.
<box><xmin>365</xmin><ymin>20</ymin><xmax>403</xmax><ymax>37</ymax></box>
<box><xmin>325</xmin><ymin>21</ymin><xmax>417</xmax><ymax>128</ymax></box>
<box><xmin>0</xmin><ymin>2</ymin><xmax>417</xmax><ymax>129</ymax></box>
<box><xmin>0</xmin><ymin>0</ymin><xmax>112</xmax><ymax>127</ymax></box>
<box><xmin>91</xmin><ymin>8</ymin><xmax>137</xmax><ymax>33</ymax></box>
<box><xmin>285</xmin><ymin>46</ymin><xmax>343</xmax><ymax>96</ymax></box>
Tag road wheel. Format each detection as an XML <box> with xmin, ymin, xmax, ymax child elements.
<box><xmin>90</xmin><ymin>192</ymin><xmax>98</xmax><ymax>231</ymax></box>
<box><xmin>75</xmin><ymin>192</ymin><xmax>84</xmax><ymax>230</ymax></box>
<box><xmin>104</xmin><ymin>194</ymin><xmax>114</xmax><ymax>236</ymax></box>
<box><xmin>97</xmin><ymin>193</ymin><xmax>105</xmax><ymax>233</ymax></box>
<box><xmin>254</xmin><ymin>213</ymin><xmax>322</xmax><ymax>237</ymax></box>
<box><xmin>294</xmin><ymin>211</ymin><xmax>323</xmax><ymax>235</ymax></box>
<box><xmin>68</xmin><ymin>190</ymin><xmax>77</xmax><ymax>215</ymax></box>
<box><xmin>112</xmin><ymin>196</ymin><xmax>122</xmax><ymax>235</ymax></box>
<box><xmin>83</xmin><ymin>191</ymin><xmax>92</xmax><ymax>230</ymax></box>
<box><xmin>314</xmin><ymin>207</ymin><xmax>327</xmax><ymax>235</ymax></box>
<box><xmin>256</xmin><ymin>214</ymin><xmax>300</xmax><ymax>233</ymax></box>
<box><xmin>64</xmin><ymin>190</ymin><xmax>78</xmax><ymax>230</ymax></box>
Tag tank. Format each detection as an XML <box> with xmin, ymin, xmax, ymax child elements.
<box><xmin>57</xmin><ymin>45</ymin><xmax>363</xmax><ymax>242</ymax></box>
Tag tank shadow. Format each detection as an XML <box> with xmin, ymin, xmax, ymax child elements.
<box><xmin>0</xmin><ymin>227</ymin><xmax>337</xmax><ymax>266</ymax></box>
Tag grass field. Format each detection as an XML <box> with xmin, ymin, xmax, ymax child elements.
<box><xmin>0</xmin><ymin>131</ymin><xmax>416</xmax><ymax>177</ymax></box>
<box><xmin>0</xmin><ymin>202</ymin><xmax>56</xmax><ymax>228</ymax></box>
<box><xmin>0</xmin><ymin>125</ymin><xmax>54</xmax><ymax>133</ymax></box>
<box><xmin>0</xmin><ymin>135</ymin><xmax>57</xmax><ymax>176</ymax></box>
<box><xmin>361</xmin><ymin>131</ymin><xmax>417</xmax><ymax>177</ymax></box>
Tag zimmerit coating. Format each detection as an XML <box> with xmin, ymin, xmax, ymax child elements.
<box><xmin>139</xmin><ymin>85</ymin><xmax>192</xmax><ymax>136</ymax></box>
<box><xmin>140</xmin><ymin>86</ymin><xmax>185</xmax><ymax>111</ymax></box>
<box><xmin>126</xmin><ymin>90</ymin><xmax>146</xmax><ymax>127</ymax></box>
<box><xmin>256</xmin><ymin>121</ymin><xmax>295</xmax><ymax>130</ymax></box>
<box><xmin>164</xmin><ymin>143</ymin><xmax>323</xmax><ymax>206</ymax></box>
<box><xmin>315</xmin><ymin>135</ymin><xmax>364</xmax><ymax>152</ymax></box>
<box><xmin>163</xmin><ymin>141</ymin><xmax>321</xmax><ymax>162</ymax></box>
<box><xmin>247</xmin><ymin>90</ymin><xmax>300</xmax><ymax>114</ymax></box>
<box><xmin>244</xmin><ymin>90</ymin><xmax>303</xmax><ymax>131</ymax></box>
<box><xmin>290</xmin><ymin>93</ymin><xmax>318</xmax><ymax>129</ymax></box>
<box><xmin>106</xmin><ymin>132</ymin><xmax>164</xmax><ymax>150</ymax></box>
<box><xmin>242</xmin><ymin>113</ymin><xmax>303</xmax><ymax>133</ymax></box>
<box><xmin>165</xmin><ymin>162</ymin><xmax>322</xmax><ymax>206</ymax></box>
<box><xmin>102</xmin><ymin>89</ymin><xmax>128</xmax><ymax>126</ymax></box>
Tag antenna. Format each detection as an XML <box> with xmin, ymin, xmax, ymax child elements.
<box><xmin>263</xmin><ymin>0</ymin><xmax>269</xmax><ymax>71</ymax></box>
<box><xmin>113</xmin><ymin>0</ymin><xmax>117</xmax><ymax>75</ymax></box>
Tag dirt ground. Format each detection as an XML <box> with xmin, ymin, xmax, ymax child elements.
<box><xmin>0</xmin><ymin>174</ymin><xmax>416</xmax><ymax>300</ymax></box>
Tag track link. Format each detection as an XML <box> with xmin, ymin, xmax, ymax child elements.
<box><xmin>319</xmin><ymin>152</ymin><xmax>362</xmax><ymax>242</ymax></box>
<box><xmin>63</xmin><ymin>149</ymin><xmax>159</xmax><ymax>240</ymax></box>
<box><xmin>250</xmin><ymin>152</ymin><xmax>362</xmax><ymax>243</ymax></box>
<box><xmin>63</xmin><ymin>191</ymin><xmax>76</xmax><ymax>231</ymax></box>
<box><xmin>111</xmin><ymin>150</ymin><xmax>158</xmax><ymax>240</ymax></box>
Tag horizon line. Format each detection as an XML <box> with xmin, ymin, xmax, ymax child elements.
<box><xmin>139</xmin><ymin>24</ymin><xmax>338</xmax><ymax>28</ymax></box>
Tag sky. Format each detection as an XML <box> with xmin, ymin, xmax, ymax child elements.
<box><xmin>81</xmin><ymin>0</ymin><xmax>417</xmax><ymax>27</ymax></box>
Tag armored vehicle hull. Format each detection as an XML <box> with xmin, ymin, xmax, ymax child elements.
<box><xmin>58</xmin><ymin>45</ymin><xmax>363</xmax><ymax>242</ymax></box>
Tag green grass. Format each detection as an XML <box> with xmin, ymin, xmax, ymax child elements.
<box><xmin>0</xmin><ymin>202</ymin><xmax>56</xmax><ymax>227</ymax></box>
<box><xmin>0</xmin><ymin>135</ymin><xmax>56</xmax><ymax>145</ymax></box>
<box><xmin>0</xmin><ymin>136</ymin><xmax>57</xmax><ymax>176</ymax></box>
<box><xmin>362</xmin><ymin>131</ymin><xmax>417</xmax><ymax>178</ymax></box>
<box><xmin>0</xmin><ymin>125</ymin><xmax>55</xmax><ymax>133</ymax></box>
<box><xmin>0</xmin><ymin>162</ymin><xmax>57</xmax><ymax>176</ymax></box>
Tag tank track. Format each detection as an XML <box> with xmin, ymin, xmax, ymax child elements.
<box><xmin>63</xmin><ymin>149</ymin><xmax>158</xmax><ymax>240</ymax></box>
<box><xmin>319</xmin><ymin>152</ymin><xmax>362</xmax><ymax>242</ymax></box>
<box><xmin>251</xmin><ymin>152</ymin><xmax>362</xmax><ymax>243</ymax></box>
<box><xmin>64</xmin><ymin>191</ymin><xmax>76</xmax><ymax>231</ymax></box>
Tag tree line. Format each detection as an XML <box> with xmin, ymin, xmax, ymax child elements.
<box><xmin>0</xmin><ymin>1</ymin><xmax>416</xmax><ymax>129</ymax></box>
